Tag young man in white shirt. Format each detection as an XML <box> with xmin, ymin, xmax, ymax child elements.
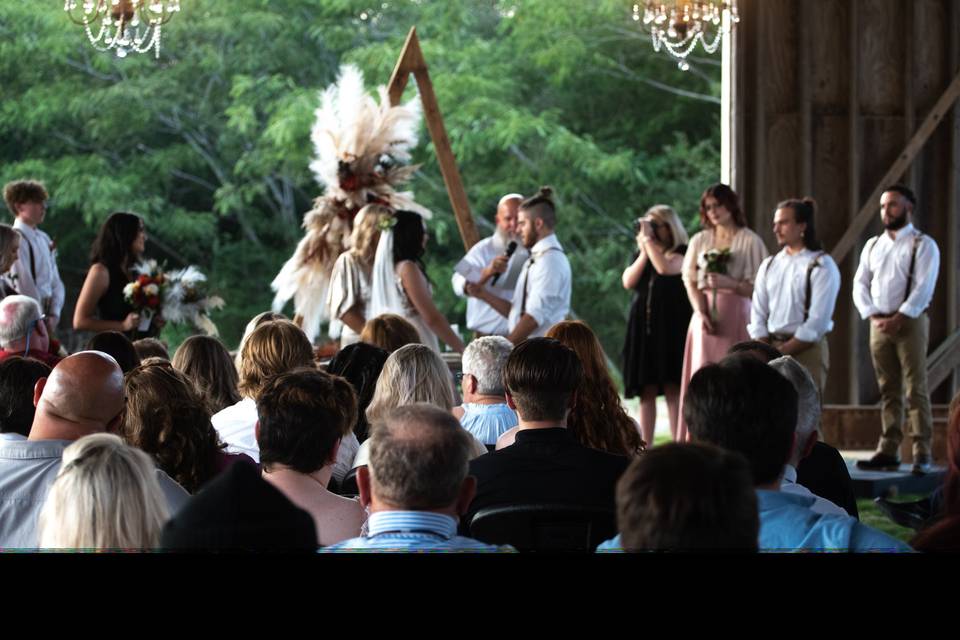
<box><xmin>853</xmin><ymin>184</ymin><xmax>940</xmax><ymax>475</ymax></box>
<box><xmin>2</xmin><ymin>180</ymin><xmax>64</xmax><ymax>337</ymax></box>
<box><xmin>465</xmin><ymin>186</ymin><xmax>571</xmax><ymax>344</ymax></box>
<box><xmin>748</xmin><ymin>198</ymin><xmax>840</xmax><ymax>394</ymax></box>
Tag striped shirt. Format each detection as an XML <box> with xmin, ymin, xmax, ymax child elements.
<box><xmin>321</xmin><ymin>510</ymin><xmax>514</xmax><ymax>553</ymax></box>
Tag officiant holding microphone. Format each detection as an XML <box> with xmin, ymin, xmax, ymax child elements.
<box><xmin>451</xmin><ymin>193</ymin><xmax>529</xmax><ymax>338</ymax></box>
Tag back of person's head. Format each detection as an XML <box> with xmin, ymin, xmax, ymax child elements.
<box><xmin>368</xmin><ymin>403</ymin><xmax>474</xmax><ymax>510</ymax></box>
<box><xmin>360</xmin><ymin>313</ymin><xmax>422</xmax><ymax>353</ymax></box>
<box><xmin>0</xmin><ymin>294</ymin><xmax>41</xmax><ymax>348</ymax></box>
<box><xmin>160</xmin><ymin>457</ymin><xmax>316</xmax><ymax>551</ymax></box>
<box><xmin>0</xmin><ymin>356</ymin><xmax>51</xmax><ymax>437</ymax></box>
<box><xmin>391</xmin><ymin>209</ymin><xmax>427</xmax><ymax>266</ymax></box>
<box><xmin>38</xmin><ymin>433</ymin><xmax>168</xmax><ymax>549</ymax></box>
<box><xmin>768</xmin><ymin>356</ymin><xmax>820</xmax><ymax>464</ymax></box>
<box><xmin>461</xmin><ymin>336</ymin><xmax>513</xmax><ymax>397</ymax></box>
<box><xmin>546</xmin><ymin>321</ymin><xmax>643</xmax><ymax>454</ymax></box>
<box><xmin>365</xmin><ymin>343</ymin><xmax>455</xmax><ymax>427</ymax></box>
<box><xmin>133</xmin><ymin>338</ymin><xmax>170</xmax><ymax>361</ymax></box>
<box><xmin>32</xmin><ymin>351</ymin><xmax>125</xmax><ymax>439</ymax></box>
<box><xmin>519</xmin><ymin>186</ymin><xmax>557</xmax><ymax>228</ymax></box>
<box><xmin>683</xmin><ymin>355</ymin><xmax>798</xmax><ymax>486</ymax></box>
<box><xmin>89</xmin><ymin>212</ymin><xmax>143</xmax><ymax>269</ymax></box>
<box><xmin>0</xmin><ymin>223</ymin><xmax>18</xmax><ymax>271</ymax></box>
<box><xmin>172</xmin><ymin>334</ymin><xmax>241</xmax><ymax>414</ymax></box>
<box><xmin>86</xmin><ymin>331</ymin><xmax>141</xmax><ymax>373</ymax></box>
<box><xmin>234</xmin><ymin>311</ymin><xmax>287</xmax><ymax>370</ymax></box>
<box><xmin>503</xmin><ymin>337</ymin><xmax>582</xmax><ymax>422</ymax></box>
<box><xmin>3</xmin><ymin>179</ymin><xmax>48</xmax><ymax>217</ymax></box>
<box><xmin>616</xmin><ymin>442</ymin><xmax>759</xmax><ymax>551</ymax></box>
<box><xmin>326</xmin><ymin>342</ymin><xmax>389</xmax><ymax>442</ymax></box>
<box><xmin>257</xmin><ymin>367</ymin><xmax>358</xmax><ymax>474</ymax></box>
<box><xmin>123</xmin><ymin>360</ymin><xmax>221</xmax><ymax>494</ymax></box>
<box><xmin>351</xmin><ymin>203</ymin><xmax>389</xmax><ymax>266</ymax></box>
<box><xmin>727</xmin><ymin>339</ymin><xmax>782</xmax><ymax>363</ymax></box>
<box><xmin>237</xmin><ymin>319</ymin><xmax>314</xmax><ymax>401</ymax></box>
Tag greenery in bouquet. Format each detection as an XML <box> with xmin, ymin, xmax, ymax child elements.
<box><xmin>703</xmin><ymin>248</ymin><xmax>732</xmax><ymax>322</ymax></box>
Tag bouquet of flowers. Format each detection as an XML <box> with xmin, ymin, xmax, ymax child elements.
<box><xmin>703</xmin><ymin>248</ymin><xmax>732</xmax><ymax>322</ymax></box>
<box><xmin>124</xmin><ymin>260</ymin><xmax>167</xmax><ymax>332</ymax></box>
<box><xmin>162</xmin><ymin>265</ymin><xmax>225</xmax><ymax>336</ymax></box>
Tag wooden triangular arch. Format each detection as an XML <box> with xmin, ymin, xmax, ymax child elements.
<box><xmin>386</xmin><ymin>27</ymin><xmax>480</xmax><ymax>251</ymax></box>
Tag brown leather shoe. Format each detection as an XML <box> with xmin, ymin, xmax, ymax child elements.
<box><xmin>856</xmin><ymin>452</ymin><xmax>901</xmax><ymax>471</ymax></box>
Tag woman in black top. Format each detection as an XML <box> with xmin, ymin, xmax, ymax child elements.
<box><xmin>0</xmin><ymin>224</ymin><xmax>20</xmax><ymax>299</ymax></box>
<box><xmin>621</xmin><ymin>205</ymin><xmax>692</xmax><ymax>446</ymax></box>
<box><xmin>74</xmin><ymin>212</ymin><xmax>155</xmax><ymax>337</ymax></box>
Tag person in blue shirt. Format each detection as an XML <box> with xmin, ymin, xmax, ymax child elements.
<box><xmin>323</xmin><ymin>403</ymin><xmax>513</xmax><ymax>553</ymax></box>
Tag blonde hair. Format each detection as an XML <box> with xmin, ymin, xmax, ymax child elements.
<box><xmin>237</xmin><ymin>319</ymin><xmax>315</xmax><ymax>400</ymax></box>
<box><xmin>234</xmin><ymin>311</ymin><xmax>286</xmax><ymax>371</ymax></box>
<box><xmin>0</xmin><ymin>224</ymin><xmax>18</xmax><ymax>273</ymax></box>
<box><xmin>644</xmin><ymin>204</ymin><xmax>689</xmax><ymax>254</ymax></box>
<box><xmin>365</xmin><ymin>344</ymin><xmax>456</xmax><ymax>427</ymax></box>
<box><xmin>38</xmin><ymin>434</ymin><xmax>169</xmax><ymax>550</ymax></box>
<box><xmin>350</xmin><ymin>204</ymin><xmax>390</xmax><ymax>267</ymax></box>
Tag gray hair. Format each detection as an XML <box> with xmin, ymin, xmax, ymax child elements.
<box><xmin>368</xmin><ymin>403</ymin><xmax>473</xmax><ymax>510</ymax></box>
<box><xmin>768</xmin><ymin>356</ymin><xmax>820</xmax><ymax>447</ymax></box>
<box><xmin>0</xmin><ymin>295</ymin><xmax>41</xmax><ymax>347</ymax></box>
<box><xmin>461</xmin><ymin>336</ymin><xmax>513</xmax><ymax>396</ymax></box>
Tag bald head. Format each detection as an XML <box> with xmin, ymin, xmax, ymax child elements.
<box><xmin>30</xmin><ymin>351</ymin><xmax>125</xmax><ymax>440</ymax></box>
<box><xmin>495</xmin><ymin>194</ymin><xmax>522</xmax><ymax>237</ymax></box>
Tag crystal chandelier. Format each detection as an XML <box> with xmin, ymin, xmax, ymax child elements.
<box><xmin>64</xmin><ymin>0</ymin><xmax>182</xmax><ymax>59</ymax></box>
<box><xmin>632</xmin><ymin>1</ymin><xmax>739</xmax><ymax>71</ymax></box>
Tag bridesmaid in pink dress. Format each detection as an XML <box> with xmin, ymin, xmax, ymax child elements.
<box><xmin>676</xmin><ymin>184</ymin><xmax>768</xmax><ymax>441</ymax></box>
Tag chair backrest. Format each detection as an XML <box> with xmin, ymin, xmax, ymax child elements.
<box><xmin>336</xmin><ymin>466</ymin><xmax>361</xmax><ymax>497</ymax></box>
<box><xmin>469</xmin><ymin>504</ymin><xmax>617</xmax><ymax>552</ymax></box>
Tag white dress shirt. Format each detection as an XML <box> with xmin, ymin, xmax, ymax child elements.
<box><xmin>452</xmin><ymin>234</ymin><xmax>528</xmax><ymax>335</ymax></box>
<box><xmin>853</xmin><ymin>223</ymin><xmax>940</xmax><ymax>319</ymax></box>
<box><xmin>10</xmin><ymin>220</ymin><xmax>65</xmax><ymax>320</ymax></box>
<box><xmin>508</xmin><ymin>233</ymin><xmax>571</xmax><ymax>337</ymax></box>
<box><xmin>748</xmin><ymin>247</ymin><xmax>841</xmax><ymax>343</ymax></box>
<box><xmin>780</xmin><ymin>464</ymin><xmax>848</xmax><ymax>517</ymax></box>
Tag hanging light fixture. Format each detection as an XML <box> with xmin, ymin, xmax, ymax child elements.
<box><xmin>632</xmin><ymin>1</ymin><xmax>739</xmax><ymax>71</ymax></box>
<box><xmin>64</xmin><ymin>0</ymin><xmax>182</xmax><ymax>59</ymax></box>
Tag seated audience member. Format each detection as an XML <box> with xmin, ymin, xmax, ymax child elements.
<box><xmin>353</xmin><ymin>343</ymin><xmax>486</xmax><ymax>468</ymax></box>
<box><xmin>726</xmin><ymin>340</ymin><xmax>858</xmax><ymax>518</ymax></box>
<box><xmin>0</xmin><ymin>357</ymin><xmax>51</xmax><ymax>439</ymax></box>
<box><xmin>325</xmin><ymin>342</ymin><xmax>389</xmax><ymax>444</ymax></box>
<box><xmin>86</xmin><ymin>330</ymin><xmax>141</xmax><ymax>373</ymax></box>
<box><xmin>161</xmin><ymin>459</ymin><xmax>316</xmax><ymax>551</ymax></box>
<box><xmin>606</xmin><ymin>442</ymin><xmax>758</xmax><ymax>552</ymax></box>
<box><xmin>359</xmin><ymin>313</ymin><xmax>422</xmax><ymax>353</ymax></box>
<box><xmin>684</xmin><ymin>355</ymin><xmax>907</xmax><ymax>552</ymax></box>
<box><xmin>233</xmin><ymin>310</ymin><xmax>286</xmax><ymax>371</ymax></box>
<box><xmin>911</xmin><ymin>392</ymin><xmax>960</xmax><ymax>552</ymax></box>
<box><xmin>0</xmin><ymin>295</ymin><xmax>61</xmax><ymax>367</ymax></box>
<box><xmin>133</xmin><ymin>337</ymin><xmax>170</xmax><ymax>361</ymax></box>
<box><xmin>38</xmin><ymin>433</ymin><xmax>168</xmax><ymax>550</ymax></box>
<box><xmin>465</xmin><ymin>338</ymin><xmax>630</xmax><ymax>528</ymax></box>
<box><xmin>453</xmin><ymin>336</ymin><xmax>517</xmax><ymax>446</ymax></box>
<box><xmin>172</xmin><ymin>335</ymin><xmax>242</xmax><ymax>414</ymax></box>
<box><xmin>0</xmin><ymin>352</ymin><xmax>189</xmax><ymax>547</ymax></box>
<box><xmin>258</xmin><ymin>367</ymin><xmax>367</xmax><ymax>546</ymax></box>
<box><xmin>324</xmin><ymin>403</ymin><xmax>512</xmax><ymax>552</ymax></box>
<box><xmin>124</xmin><ymin>360</ymin><xmax>254</xmax><ymax>494</ymax></box>
<box><xmin>768</xmin><ymin>356</ymin><xmax>847</xmax><ymax>517</ymax></box>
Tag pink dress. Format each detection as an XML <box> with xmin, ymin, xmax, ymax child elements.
<box><xmin>675</xmin><ymin>227</ymin><xmax>769</xmax><ymax>442</ymax></box>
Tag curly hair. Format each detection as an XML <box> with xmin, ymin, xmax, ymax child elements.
<box><xmin>3</xmin><ymin>180</ymin><xmax>48</xmax><ymax>217</ymax></box>
<box><xmin>122</xmin><ymin>360</ymin><xmax>224</xmax><ymax>494</ymax></box>
<box><xmin>546</xmin><ymin>320</ymin><xmax>644</xmax><ymax>456</ymax></box>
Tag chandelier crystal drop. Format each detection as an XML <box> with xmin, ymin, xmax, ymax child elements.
<box><xmin>64</xmin><ymin>0</ymin><xmax>181</xmax><ymax>59</ymax></box>
<box><xmin>632</xmin><ymin>1</ymin><xmax>739</xmax><ymax>71</ymax></box>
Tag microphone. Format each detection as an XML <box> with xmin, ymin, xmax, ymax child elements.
<box><xmin>491</xmin><ymin>241</ymin><xmax>518</xmax><ymax>287</ymax></box>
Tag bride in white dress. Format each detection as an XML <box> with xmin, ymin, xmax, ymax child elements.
<box><xmin>369</xmin><ymin>210</ymin><xmax>465</xmax><ymax>354</ymax></box>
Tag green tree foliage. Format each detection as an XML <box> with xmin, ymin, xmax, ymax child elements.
<box><xmin>0</xmin><ymin>0</ymin><xmax>719</xmax><ymax>364</ymax></box>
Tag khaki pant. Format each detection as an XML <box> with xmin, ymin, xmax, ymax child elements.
<box><xmin>869</xmin><ymin>314</ymin><xmax>933</xmax><ymax>458</ymax></box>
<box><xmin>771</xmin><ymin>335</ymin><xmax>829</xmax><ymax>399</ymax></box>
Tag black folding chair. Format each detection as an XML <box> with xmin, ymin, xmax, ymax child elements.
<box><xmin>469</xmin><ymin>504</ymin><xmax>617</xmax><ymax>552</ymax></box>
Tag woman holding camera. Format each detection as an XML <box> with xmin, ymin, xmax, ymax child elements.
<box><xmin>621</xmin><ymin>205</ymin><xmax>691</xmax><ymax>445</ymax></box>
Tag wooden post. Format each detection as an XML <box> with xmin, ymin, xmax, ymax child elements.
<box><xmin>386</xmin><ymin>27</ymin><xmax>480</xmax><ymax>251</ymax></box>
<box><xmin>846</xmin><ymin>0</ymin><xmax>861</xmax><ymax>404</ymax></box>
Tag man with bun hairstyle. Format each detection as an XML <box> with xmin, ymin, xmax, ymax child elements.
<box><xmin>466</xmin><ymin>187</ymin><xmax>571</xmax><ymax>343</ymax></box>
<box><xmin>748</xmin><ymin>198</ymin><xmax>840</xmax><ymax>394</ymax></box>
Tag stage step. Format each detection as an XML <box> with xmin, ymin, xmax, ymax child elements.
<box><xmin>822</xmin><ymin>404</ymin><xmax>950</xmax><ymax>464</ymax></box>
<box><xmin>843</xmin><ymin>458</ymin><xmax>946</xmax><ymax>499</ymax></box>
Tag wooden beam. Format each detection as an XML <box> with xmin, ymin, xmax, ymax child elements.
<box><xmin>950</xmin><ymin>0</ymin><xmax>960</xmax><ymax>397</ymax></box>
<box><xmin>846</xmin><ymin>0</ymin><xmax>861</xmax><ymax>403</ymax></box>
<box><xmin>928</xmin><ymin>330</ymin><xmax>960</xmax><ymax>394</ymax></box>
<box><xmin>751</xmin><ymin>0</ymin><xmax>765</xmax><ymax>227</ymax></box>
<box><xmin>800</xmin><ymin>0</ymin><xmax>812</xmax><ymax>195</ymax></box>
<box><xmin>831</xmin><ymin>66</ymin><xmax>960</xmax><ymax>263</ymax></box>
<box><xmin>386</xmin><ymin>27</ymin><xmax>480</xmax><ymax>251</ymax></box>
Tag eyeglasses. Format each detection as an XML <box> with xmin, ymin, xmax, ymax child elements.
<box><xmin>23</xmin><ymin>314</ymin><xmax>47</xmax><ymax>356</ymax></box>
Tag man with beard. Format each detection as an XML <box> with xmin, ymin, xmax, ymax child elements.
<box><xmin>452</xmin><ymin>194</ymin><xmax>528</xmax><ymax>337</ymax></box>
<box><xmin>854</xmin><ymin>184</ymin><xmax>940</xmax><ymax>475</ymax></box>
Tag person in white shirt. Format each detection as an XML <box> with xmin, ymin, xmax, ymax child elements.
<box><xmin>466</xmin><ymin>186</ymin><xmax>571</xmax><ymax>344</ymax></box>
<box><xmin>853</xmin><ymin>184</ymin><xmax>940</xmax><ymax>474</ymax></box>
<box><xmin>451</xmin><ymin>194</ymin><xmax>529</xmax><ymax>337</ymax></box>
<box><xmin>748</xmin><ymin>198</ymin><xmax>840</xmax><ymax>394</ymax></box>
<box><xmin>2</xmin><ymin>180</ymin><xmax>64</xmax><ymax>336</ymax></box>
